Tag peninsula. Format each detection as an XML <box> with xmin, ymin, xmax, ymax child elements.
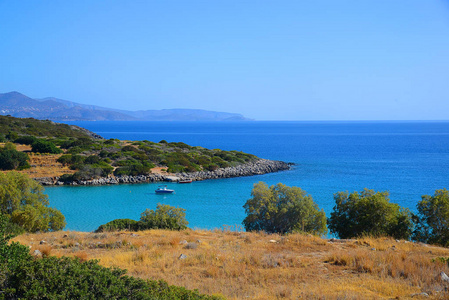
<box><xmin>0</xmin><ymin>115</ymin><xmax>290</xmax><ymax>185</ymax></box>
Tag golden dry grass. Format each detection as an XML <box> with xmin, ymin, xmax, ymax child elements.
<box><xmin>13</xmin><ymin>230</ymin><xmax>449</xmax><ymax>299</ymax></box>
<box><xmin>21</xmin><ymin>153</ymin><xmax>76</xmax><ymax>178</ymax></box>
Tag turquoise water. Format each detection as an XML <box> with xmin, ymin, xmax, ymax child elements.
<box><xmin>46</xmin><ymin>121</ymin><xmax>449</xmax><ymax>231</ymax></box>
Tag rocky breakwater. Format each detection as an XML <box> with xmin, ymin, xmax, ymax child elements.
<box><xmin>179</xmin><ymin>159</ymin><xmax>291</xmax><ymax>181</ymax></box>
<box><xmin>35</xmin><ymin>159</ymin><xmax>291</xmax><ymax>186</ymax></box>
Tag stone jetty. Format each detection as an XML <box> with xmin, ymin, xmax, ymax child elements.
<box><xmin>34</xmin><ymin>159</ymin><xmax>291</xmax><ymax>186</ymax></box>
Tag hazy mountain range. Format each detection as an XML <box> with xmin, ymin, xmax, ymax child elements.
<box><xmin>0</xmin><ymin>91</ymin><xmax>250</xmax><ymax>121</ymax></box>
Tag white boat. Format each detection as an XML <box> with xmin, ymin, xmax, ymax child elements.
<box><xmin>178</xmin><ymin>179</ymin><xmax>192</xmax><ymax>184</ymax></box>
<box><xmin>155</xmin><ymin>185</ymin><xmax>175</xmax><ymax>194</ymax></box>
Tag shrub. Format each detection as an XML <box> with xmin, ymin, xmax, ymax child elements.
<box><xmin>95</xmin><ymin>219</ymin><xmax>139</xmax><ymax>232</ymax></box>
<box><xmin>5</xmin><ymin>131</ymin><xmax>18</xmax><ymax>141</ymax></box>
<box><xmin>31</xmin><ymin>139</ymin><xmax>63</xmax><ymax>154</ymax></box>
<box><xmin>328</xmin><ymin>188</ymin><xmax>413</xmax><ymax>239</ymax></box>
<box><xmin>57</xmin><ymin>154</ymin><xmax>72</xmax><ymax>165</ymax></box>
<box><xmin>96</xmin><ymin>205</ymin><xmax>189</xmax><ymax>232</ymax></box>
<box><xmin>0</xmin><ymin>148</ymin><xmax>30</xmax><ymax>170</ymax></box>
<box><xmin>84</xmin><ymin>155</ymin><xmax>101</xmax><ymax>164</ymax></box>
<box><xmin>72</xmin><ymin>163</ymin><xmax>113</xmax><ymax>181</ymax></box>
<box><xmin>243</xmin><ymin>182</ymin><xmax>327</xmax><ymax>235</ymax></box>
<box><xmin>413</xmin><ymin>189</ymin><xmax>449</xmax><ymax>246</ymax></box>
<box><xmin>58</xmin><ymin>174</ymin><xmax>74</xmax><ymax>182</ymax></box>
<box><xmin>140</xmin><ymin>204</ymin><xmax>188</xmax><ymax>230</ymax></box>
<box><xmin>14</xmin><ymin>135</ymin><xmax>37</xmax><ymax>145</ymax></box>
<box><xmin>114</xmin><ymin>164</ymin><xmax>151</xmax><ymax>176</ymax></box>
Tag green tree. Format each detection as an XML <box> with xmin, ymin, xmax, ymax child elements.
<box><xmin>413</xmin><ymin>189</ymin><xmax>449</xmax><ymax>246</ymax></box>
<box><xmin>140</xmin><ymin>204</ymin><xmax>188</xmax><ymax>230</ymax></box>
<box><xmin>328</xmin><ymin>188</ymin><xmax>413</xmax><ymax>239</ymax></box>
<box><xmin>0</xmin><ymin>172</ymin><xmax>65</xmax><ymax>232</ymax></box>
<box><xmin>243</xmin><ymin>182</ymin><xmax>327</xmax><ymax>235</ymax></box>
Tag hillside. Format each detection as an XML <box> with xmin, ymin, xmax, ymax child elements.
<box><xmin>0</xmin><ymin>91</ymin><xmax>250</xmax><ymax>121</ymax></box>
<box><xmin>0</xmin><ymin>114</ymin><xmax>102</xmax><ymax>139</ymax></box>
<box><xmin>14</xmin><ymin>230</ymin><xmax>449</xmax><ymax>299</ymax></box>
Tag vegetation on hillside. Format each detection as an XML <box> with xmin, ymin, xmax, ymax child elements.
<box><xmin>0</xmin><ymin>115</ymin><xmax>259</xmax><ymax>178</ymax></box>
<box><xmin>56</xmin><ymin>138</ymin><xmax>257</xmax><ymax>180</ymax></box>
<box><xmin>0</xmin><ymin>115</ymin><xmax>95</xmax><ymax>140</ymax></box>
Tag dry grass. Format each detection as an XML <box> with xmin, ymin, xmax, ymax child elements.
<box><xmin>0</xmin><ymin>143</ymin><xmax>76</xmax><ymax>179</ymax></box>
<box><xmin>12</xmin><ymin>230</ymin><xmax>449</xmax><ymax>299</ymax></box>
<box><xmin>21</xmin><ymin>152</ymin><xmax>76</xmax><ymax>178</ymax></box>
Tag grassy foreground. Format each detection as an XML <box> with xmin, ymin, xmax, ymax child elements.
<box><xmin>13</xmin><ymin>229</ymin><xmax>449</xmax><ymax>299</ymax></box>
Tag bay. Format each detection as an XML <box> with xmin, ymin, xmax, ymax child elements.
<box><xmin>46</xmin><ymin>121</ymin><xmax>449</xmax><ymax>232</ymax></box>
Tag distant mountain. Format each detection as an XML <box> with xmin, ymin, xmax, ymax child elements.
<box><xmin>0</xmin><ymin>91</ymin><xmax>250</xmax><ymax>121</ymax></box>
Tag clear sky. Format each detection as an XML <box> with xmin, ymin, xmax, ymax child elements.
<box><xmin>1</xmin><ymin>1</ymin><xmax>449</xmax><ymax>120</ymax></box>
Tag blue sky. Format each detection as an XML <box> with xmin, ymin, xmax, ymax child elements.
<box><xmin>1</xmin><ymin>1</ymin><xmax>449</xmax><ymax>120</ymax></box>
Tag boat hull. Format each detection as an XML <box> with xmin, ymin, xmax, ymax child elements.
<box><xmin>178</xmin><ymin>180</ymin><xmax>192</xmax><ymax>184</ymax></box>
<box><xmin>155</xmin><ymin>190</ymin><xmax>174</xmax><ymax>194</ymax></box>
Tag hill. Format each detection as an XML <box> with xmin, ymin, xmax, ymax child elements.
<box><xmin>0</xmin><ymin>114</ymin><xmax>102</xmax><ymax>139</ymax></box>
<box><xmin>13</xmin><ymin>229</ymin><xmax>449</xmax><ymax>299</ymax></box>
<box><xmin>0</xmin><ymin>91</ymin><xmax>250</xmax><ymax>121</ymax></box>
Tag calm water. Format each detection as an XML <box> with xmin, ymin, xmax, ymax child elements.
<box><xmin>46</xmin><ymin>121</ymin><xmax>449</xmax><ymax>231</ymax></box>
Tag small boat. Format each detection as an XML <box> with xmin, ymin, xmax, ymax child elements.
<box><xmin>155</xmin><ymin>185</ymin><xmax>175</xmax><ymax>194</ymax></box>
<box><xmin>178</xmin><ymin>179</ymin><xmax>192</xmax><ymax>184</ymax></box>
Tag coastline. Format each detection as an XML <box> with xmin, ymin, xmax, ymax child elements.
<box><xmin>34</xmin><ymin>159</ymin><xmax>291</xmax><ymax>186</ymax></box>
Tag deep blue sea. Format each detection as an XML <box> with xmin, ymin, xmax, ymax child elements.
<box><xmin>46</xmin><ymin>121</ymin><xmax>449</xmax><ymax>232</ymax></box>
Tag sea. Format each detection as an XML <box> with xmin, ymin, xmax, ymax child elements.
<box><xmin>45</xmin><ymin>121</ymin><xmax>449</xmax><ymax>232</ymax></box>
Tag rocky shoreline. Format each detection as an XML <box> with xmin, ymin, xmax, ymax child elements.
<box><xmin>34</xmin><ymin>159</ymin><xmax>292</xmax><ymax>186</ymax></box>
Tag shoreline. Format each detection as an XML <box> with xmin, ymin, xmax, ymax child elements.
<box><xmin>34</xmin><ymin>159</ymin><xmax>292</xmax><ymax>186</ymax></box>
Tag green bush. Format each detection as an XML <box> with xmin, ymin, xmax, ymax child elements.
<box><xmin>114</xmin><ymin>163</ymin><xmax>152</xmax><ymax>176</ymax></box>
<box><xmin>5</xmin><ymin>131</ymin><xmax>18</xmax><ymax>141</ymax></box>
<box><xmin>243</xmin><ymin>182</ymin><xmax>327</xmax><ymax>235</ymax></box>
<box><xmin>72</xmin><ymin>163</ymin><xmax>113</xmax><ymax>181</ymax></box>
<box><xmin>328</xmin><ymin>189</ymin><xmax>413</xmax><ymax>239</ymax></box>
<box><xmin>14</xmin><ymin>135</ymin><xmax>37</xmax><ymax>145</ymax></box>
<box><xmin>0</xmin><ymin>148</ymin><xmax>30</xmax><ymax>170</ymax></box>
<box><xmin>96</xmin><ymin>204</ymin><xmax>189</xmax><ymax>232</ymax></box>
<box><xmin>413</xmin><ymin>189</ymin><xmax>449</xmax><ymax>246</ymax></box>
<box><xmin>58</xmin><ymin>173</ymin><xmax>74</xmax><ymax>182</ymax></box>
<box><xmin>57</xmin><ymin>154</ymin><xmax>72</xmax><ymax>165</ymax></box>
<box><xmin>84</xmin><ymin>155</ymin><xmax>101</xmax><ymax>164</ymax></box>
<box><xmin>140</xmin><ymin>204</ymin><xmax>189</xmax><ymax>230</ymax></box>
<box><xmin>31</xmin><ymin>139</ymin><xmax>63</xmax><ymax>154</ymax></box>
<box><xmin>95</xmin><ymin>218</ymin><xmax>140</xmax><ymax>232</ymax></box>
